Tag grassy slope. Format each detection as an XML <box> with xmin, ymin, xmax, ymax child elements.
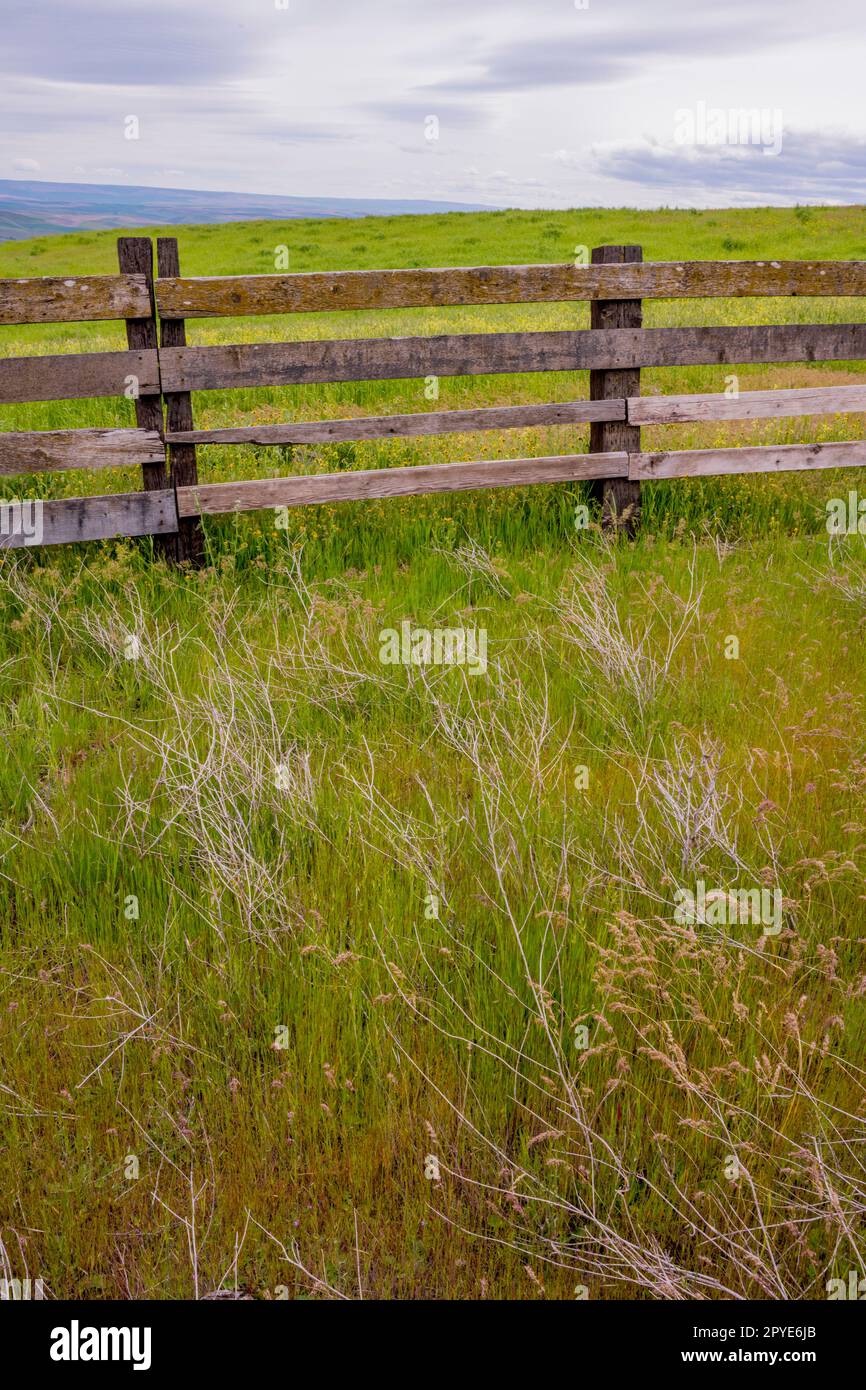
<box><xmin>0</xmin><ymin>207</ymin><xmax>865</xmax><ymax>1299</ymax></box>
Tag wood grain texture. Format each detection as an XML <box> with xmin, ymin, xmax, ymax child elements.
<box><xmin>117</xmin><ymin>237</ymin><xmax>168</xmax><ymax>530</ymax></box>
<box><xmin>0</xmin><ymin>274</ymin><xmax>151</xmax><ymax>325</ymax></box>
<box><xmin>0</xmin><ymin>489</ymin><xmax>178</xmax><ymax>549</ymax></box>
<box><xmin>0</xmin><ymin>350</ymin><xmax>161</xmax><ymax>404</ymax></box>
<box><xmin>0</xmin><ymin>428</ymin><xmax>166</xmax><ymax>475</ymax></box>
<box><xmin>159</xmin><ymin>324</ymin><xmax>866</xmax><ymax>394</ymax></box>
<box><xmin>589</xmin><ymin>245</ymin><xmax>642</xmax><ymax>530</ymax></box>
<box><xmin>165</xmin><ymin>398</ymin><xmax>626</xmax><ymax>446</ymax></box>
<box><xmin>630</xmin><ymin>440</ymin><xmax>866</xmax><ymax>480</ymax></box>
<box><xmin>177</xmin><ymin>452</ymin><xmax>630</xmax><ymax>516</ymax></box>
<box><xmin>157</xmin><ymin>237</ymin><xmax>201</xmax><ymax>563</ymax></box>
<box><xmin>117</xmin><ymin>239</ymin><xmax>164</xmax><ymax>434</ymax></box>
<box><xmin>628</xmin><ymin>384</ymin><xmax>866</xmax><ymax>424</ymax></box>
<box><xmin>156</xmin><ymin>260</ymin><xmax>866</xmax><ymax>318</ymax></box>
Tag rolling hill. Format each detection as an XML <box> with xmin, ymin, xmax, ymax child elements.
<box><xmin>0</xmin><ymin>178</ymin><xmax>494</xmax><ymax>240</ymax></box>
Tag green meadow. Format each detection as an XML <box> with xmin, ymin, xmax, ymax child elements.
<box><xmin>0</xmin><ymin>205</ymin><xmax>865</xmax><ymax>1300</ymax></box>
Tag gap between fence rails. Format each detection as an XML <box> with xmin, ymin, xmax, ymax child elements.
<box><xmin>163</xmin><ymin>383</ymin><xmax>866</xmax><ymax>446</ymax></box>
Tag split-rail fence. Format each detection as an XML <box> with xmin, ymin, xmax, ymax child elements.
<box><xmin>1</xmin><ymin>238</ymin><xmax>865</xmax><ymax>557</ymax></box>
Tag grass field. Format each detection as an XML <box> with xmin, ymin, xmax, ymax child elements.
<box><xmin>1</xmin><ymin>205</ymin><xmax>865</xmax><ymax>1300</ymax></box>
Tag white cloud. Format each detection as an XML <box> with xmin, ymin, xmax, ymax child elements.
<box><xmin>0</xmin><ymin>0</ymin><xmax>863</xmax><ymax>208</ymax></box>
<box><xmin>589</xmin><ymin>129</ymin><xmax>866</xmax><ymax>206</ymax></box>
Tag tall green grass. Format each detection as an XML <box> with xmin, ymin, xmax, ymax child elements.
<box><xmin>0</xmin><ymin>207</ymin><xmax>865</xmax><ymax>1299</ymax></box>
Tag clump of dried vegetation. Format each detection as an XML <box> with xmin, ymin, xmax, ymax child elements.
<box><xmin>0</xmin><ymin>535</ymin><xmax>864</xmax><ymax>1300</ymax></box>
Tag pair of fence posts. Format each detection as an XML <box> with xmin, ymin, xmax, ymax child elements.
<box><xmin>116</xmin><ymin>235</ymin><xmax>202</xmax><ymax>563</ymax></box>
<box><xmin>115</xmin><ymin>238</ymin><xmax>642</xmax><ymax>562</ymax></box>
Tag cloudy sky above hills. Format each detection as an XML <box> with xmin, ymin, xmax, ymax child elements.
<box><xmin>2</xmin><ymin>0</ymin><xmax>864</xmax><ymax>207</ymax></box>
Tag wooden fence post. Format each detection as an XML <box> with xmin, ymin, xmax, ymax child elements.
<box><xmin>157</xmin><ymin>237</ymin><xmax>203</xmax><ymax>564</ymax></box>
<box><xmin>588</xmin><ymin>244</ymin><xmax>642</xmax><ymax>532</ymax></box>
<box><xmin>117</xmin><ymin>236</ymin><xmax>171</xmax><ymax>556</ymax></box>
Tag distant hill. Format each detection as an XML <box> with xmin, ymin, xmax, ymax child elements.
<box><xmin>0</xmin><ymin>179</ymin><xmax>494</xmax><ymax>241</ymax></box>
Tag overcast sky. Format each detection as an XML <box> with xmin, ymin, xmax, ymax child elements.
<box><xmin>2</xmin><ymin>0</ymin><xmax>864</xmax><ymax>207</ymax></box>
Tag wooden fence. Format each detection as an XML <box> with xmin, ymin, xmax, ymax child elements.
<box><xmin>1</xmin><ymin>238</ymin><xmax>866</xmax><ymax>554</ymax></box>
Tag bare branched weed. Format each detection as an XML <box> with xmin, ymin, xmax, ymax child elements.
<box><xmin>369</xmin><ymin>722</ymin><xmax>864</xmax><ymax>1298</ymax></box>
<box><xmin>0</xmin><ymin>1229</ymin><xmax>44</xmax><ymax>1300</ymax></box>
<box><xmin>810</xmin><ymin>544</ymin><xmax>866</xmax><ymax>613</ymax></box>
<box><xmin>554</xmin><ymin>542</ymin><xmax>703</xmax><ymax>726</ymax></box>
<box><xmin>6</xmin><ymin>550</ymin><xmax>864</xmax><ymax>1299</ymax></box>
<box><xmin>8</xmin><ymin>556</ymin><xmax>390</xmax><ymax>944</ymax></box>
<box><xmin>430</xmin><ymin>536</ymin><xmax>512</xmax><ymax>599</ymax></box>
<box><xmin>571</xmin><ymin>734</ymin><xmax>755</xmax><ymax>918</ymax></box>
<box><xmin>349</xmin><ymin>624</ymin><xmax>863</xmax><ymax>1299</ymax></box>
<box><xmin>643</xmin><ymin>735</ymin><xmax>743</xmax><ymax>875</ymax></box>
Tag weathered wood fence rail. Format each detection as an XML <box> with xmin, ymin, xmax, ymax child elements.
<box><xmin>1</xmin><ymin>239</ymin><xmax>865</xmax><ymax>553</ymax></box>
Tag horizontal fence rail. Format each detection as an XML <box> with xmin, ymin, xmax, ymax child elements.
<box><xmin>157</xmin><ymin>324</ymin><xmax>866</xmax><ymax>395</ymax></box>
<box><xmin>0</xmin><ymin>274</ymin><xmax>152</xmax><ymax>325</ymax></box>
<box><xmin>0</xmin><ymin>349</ymin><xmax>161</xmax><ymax>404</ymax></box>
<box><xmin>156</xmin><ymin>260</ymin><xmax>866</xmax><ymax>319</ymax></box>
<box><xmin>176</xmin><ymin>452</ymin><xmax>631</xmax><ymax>516</ymax></box>
<box><xmin>175</xmin><ymin>438</ymin><xmax>866</xmax><ymax>518</ymax></box>
<box><xmin>173</xmin><ymin>437</ymin><xmax>866</xmax><ymax>520</ymax></box>
<box><xmin>0</xmin><ymin>490</ymin><xmax>178</xmax><ymax>550</ymax></box>
<box><xmin>630</xmin><ymin>440</ymin><xmax>866</xmax><ymax>479</ymax></box>
<box><xmin>165</xmin><ymin>399</ymin><xmax>624</xmax><ymax>446</ymax></box>
<box><xmin>166</xmin><ymin>383</ymin><xmax>866</xmax><ymax>447</ymax></box>
<box><xmin>0</xmin><ymin>428</ymin><xmax>166</xmax><ymax>476</ymax></box>
<box><xmin>628</xmin><ymin>383</ymin><xmax>866</xmax><ymax>424</ymax></box>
